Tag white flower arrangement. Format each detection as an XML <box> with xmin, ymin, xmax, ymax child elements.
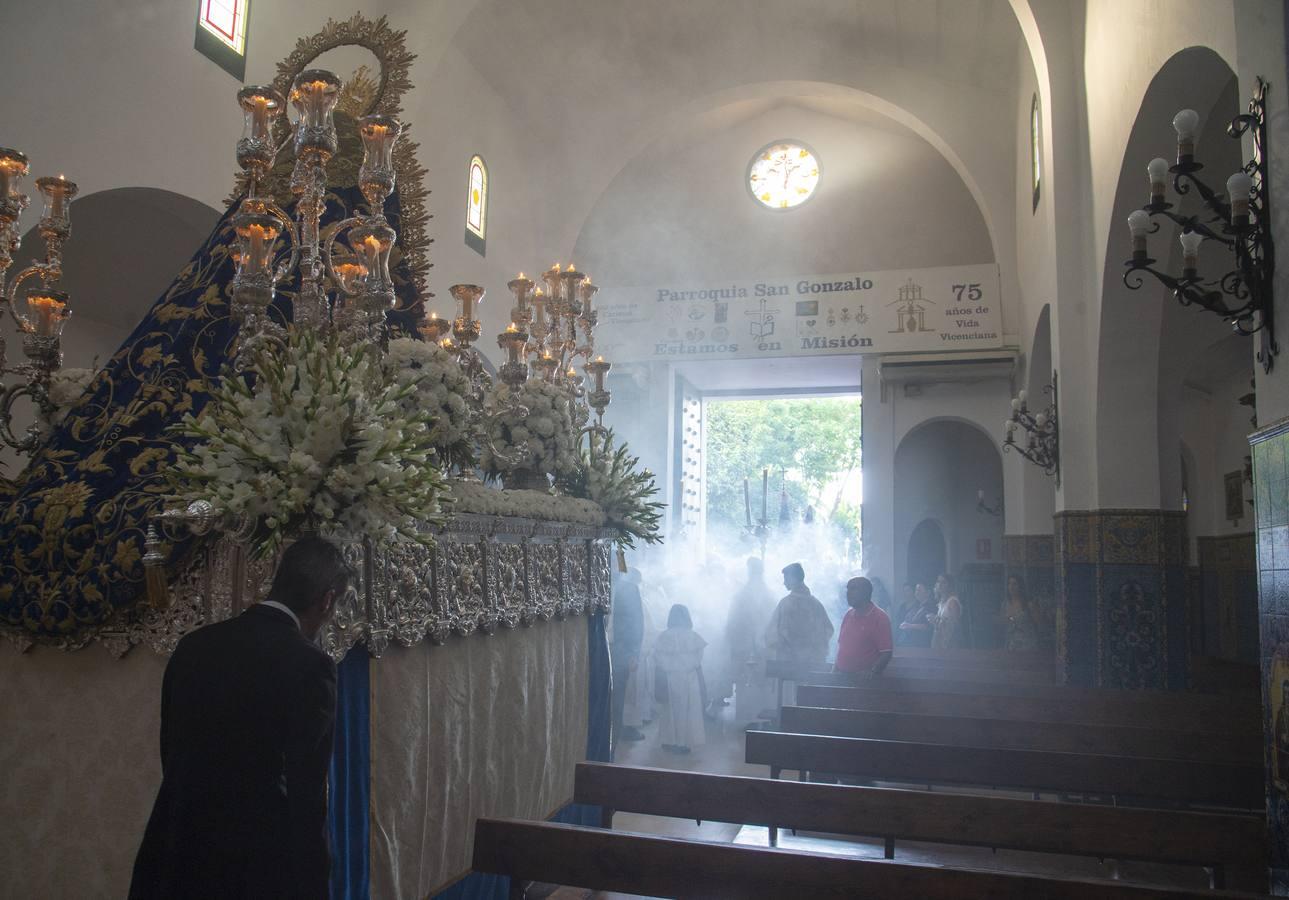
<box><xmin>47</xmin><ymin>366</ymin><xmax>97</xmax><ymax>425</ymax></box>
<box><xmin>562</xmin><ymin>428</ymin><xmax>664</xmax><ymax>549</ymax></box>
<box><xmin>169</xmin><ymin>328</ymin><xmax>449</xmax><ymax>557</ymax></box>
<box><xmin>381</xmin><ymin>337</ymin><xmax>476</xmax><ymax>471</ymax></box>
<box><xmin>446</xmin><ymin>480</ymin><xmax>606</xmax><ymax>526</ymax></box>
<box><xmin>480</xmin><ymin>378</ymin><xmax>580</xmax><ymax>480</ymax></box>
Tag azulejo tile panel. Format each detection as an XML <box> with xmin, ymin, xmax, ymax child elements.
<box><xmin>1251</xmin><ymin>417</ymin><xmax>1289</xmax><ymax>879</ymax></box>
<box><xmin>1055</xmin><ymin>510</ymin><xmax>1187</xmax><ymax>689</ymax></box>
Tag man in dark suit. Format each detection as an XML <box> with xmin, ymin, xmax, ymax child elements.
<box><xmin>129</xmin><ymin>536</ymin><xmax>352</xmax><ymax>899</ymax></box>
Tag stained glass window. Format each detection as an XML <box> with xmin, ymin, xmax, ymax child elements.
<box><xmin>748</xmin><ymin>141</ymin><xmax>820</xmax><ymax>210</ymax></box>
<box><xmin>200</xmin><ymin>0</ymin><xmax>248</xmax><ymax>55</ymax></box>
<box><xmin>1031</xmin><ymin>93</ymin><xmax>1042</xmax><ymax>213</ymax></box>
<box><xmin>195</xmin><ymin>0</ymin><xmax>250</xmax><ymax>79</ymax></box>
<box><xmin>465</xmin><ymin>155</ymin><xmax>487</xmax><ymax>256</ymax></box>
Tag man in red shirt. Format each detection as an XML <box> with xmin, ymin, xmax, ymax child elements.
<box><xmin>834</xmin><ymin>576</ymin><xmax>893</xmax><ymax>678</ymax></box>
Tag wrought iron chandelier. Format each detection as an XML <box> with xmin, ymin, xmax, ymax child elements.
<box><xmin>0</xmin><ymin>150</ymin><xmax>77</xmax><ymax>454</ymax></box>
<box><xmin>1124</xmin><ymin>77</ymin><xmax>1277</xmax><ymax>372</ymax></box>
<box><xmin>1004</xmin><ymin>372</ymin><xmax>1059</xmax><ymax>484</ymax></box>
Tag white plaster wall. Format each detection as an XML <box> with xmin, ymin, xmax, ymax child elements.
<box><xmin>892</xmin><ymin>418</ymin><xmax>1005</xmax><ymax>589</ymax></box>
<box><xmin>572</xmin><ymin>104</ymin><xmax>993</xmax><ymax>285</ymax></box>
<box><xmin>863</xmin><ymin>373</ymin><xmax>1013</xmax><ymax>597</ymax></box>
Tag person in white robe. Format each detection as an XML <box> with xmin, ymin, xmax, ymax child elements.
<box><xmin>653</xmin><ymin>603</ymin><xmax>708</xmax><ymax>753</ymax></box>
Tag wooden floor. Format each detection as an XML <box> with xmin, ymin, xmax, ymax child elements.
<box><xmin>545</xmin><ymin>693</ymin><xmax>1219</xmax><ymax>899</ymax></box>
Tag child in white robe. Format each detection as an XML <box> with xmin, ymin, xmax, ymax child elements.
<box><xmin>653</xmin><ymin>603</ymin><xmax>707</xmax><ymax>753</ymax></box>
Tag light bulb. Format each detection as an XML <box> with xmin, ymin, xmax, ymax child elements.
<box><xmin>1227</xmin><ymin>171</ymin><xmax>1254</xmax><ymax>221</ymax></box>
<box><xmin>1147</xmin><ymin>157</ymin><xmax>1169</xmax><ymax>199</ymax></box>
<box><xmin>1227</xmin><ymin>171</ymin><xmax>1253</xmax><ymax>202</ymax></box>
<box><xmin>1179</xmin><ymin>230</ymin><xmax>1203</xmax><ymax>274</ymax></box>
<box><xmin>1172</xmin><ymin>109</ymin><xmax>1200</xmax><ymax>142</ymax></box>
<box><xmin>1178</xmin><ymin>230</ymin><xmax>1204</xmax><ymax>256</ymax></box>
<box><xmin>1127</xmin><ymin>209</ymin><xmax>1151</xmax><ymax>239</ymax></box>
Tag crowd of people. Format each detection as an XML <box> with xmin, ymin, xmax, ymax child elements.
<box><xmin>611</xmin><ymin>559</ymin><xmax>1052</xmax><ymax>756</ymax></box>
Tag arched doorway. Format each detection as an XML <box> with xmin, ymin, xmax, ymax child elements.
<box><xmin>906</xmin><ymin>518</ymin><xmax>946</xmax><ymax>589</ymax></box>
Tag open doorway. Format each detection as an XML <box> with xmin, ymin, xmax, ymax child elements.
<box><xmin>701</xmin><ymin>392</ymin><xmax>863</xmax><ymax>621</ymax></box>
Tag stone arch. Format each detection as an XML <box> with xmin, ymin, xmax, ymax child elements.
<box><xmin>0</xmin><ymin>187</ymin><xmax>220</xmax><ymax>472</ymax></box>
<box><xmin>893</xmin><ymin>417</ymin><xmax>1005</xmax><ymax>591</ymax></box>
<box><xmin>1094</xmin><ymin>46</ymin><xmax>1241</xmax><ymax>508</ymax></box>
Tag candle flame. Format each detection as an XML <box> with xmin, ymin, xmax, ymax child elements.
<box><xmin>535</xmin><ymin>288</ymin><xmax>544</xmax><ymax>296</ymax></box>
<box><xmin>567</xmin><ymin>263</ymin><xmax>576</xmax><ymax>272</ymax></box>
<box><xmin>506</xmin><ymin>322</ymin><xmax>518</xmax><ymax>332</ymax></box>
<box><xmin>518</xmin><ymin>272</ymin><xmax>525</xmax><ymax>279</ymax></box>
<box><xmin>595</xmin><ymin>355</ymin><xmax>604</xmax><ymax>362</ymax></box>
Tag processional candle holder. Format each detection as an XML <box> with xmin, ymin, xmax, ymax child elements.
<box><xmin>228</xmin><ymin>72</ymin><xmax>408</xmax><ymax>357</ymax></box>
<box><xmin>585</xmin><ymin>355</ymin><xmax>612</xmax><ymax>424</ymax></box>
<box><xmin>507</xmin><ymin>273</ymin><xmax>534</xmax><ymax>330</ymax></box>
<box><xmin>497</xmin><ymin>323</ymin><xmax>529</xmax><ymax>389</ymax></box>
<box><xmin>0</xmin><ymin>145</ymin><xmax>80</xmax><ymax>454</ymax></box>
<box><xmin>417</xmin><ymin>311</ymin><xmax>451</xmax><ymax>343</ymax></box>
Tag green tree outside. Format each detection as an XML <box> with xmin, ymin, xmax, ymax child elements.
<box><xmin>704</xmin><ymin>396</ymin><xmax>862</xmax><ymax>545</ymax></box>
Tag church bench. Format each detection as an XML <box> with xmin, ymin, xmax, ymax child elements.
<box><xmin>767</xmin><ymin>660</ymin><xmax>1052</xmax><ymax>690</ymax></box>
<box><xmin>886</xmin><ymin>657</ymin><xmax>1055</xmax><ymax>680</ymax></box>
<box><xmin>472</xmin><ymin>817</ymin><xmax>1262</xmax><ymax>899</ymax></box>
<box><xmin>877</xmin><ymin>662</ymin><xmax>1055</xmax><ymax>685</ymax></box>
<box><xmin>778</xmin><ymin>705</ymin><xmax>1261</xmax><ymax>764</ymax></box>
<box><xmin>795</xmin><ymin>684</ymin><xmax>1262</xmax><ymax>734</ymax></box>
<box><xmin>572</xmin><ymin>762</ymin><xmax>1268</xmax><ymax>891</ymax></box>
<box><xmin>745</xmin><ymin>731</ymin><xmax>1264</xmax><ymax>809</ymax></box>
<box><xmin>896</xmin><ymin>645</ymin><xmax>1050</xmax><ymax>666</ymax></box>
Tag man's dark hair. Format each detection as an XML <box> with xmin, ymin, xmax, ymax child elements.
<box><xmin>782</xmin><ymin>562</ymin><xmax>805</xmax><ymax>582</ymax></box>
<box><xmin>847</xmin><ymin>576</ymin><xmax>873</xmax><ymax>607</ymax></box>
<box><xmin>267</xmin><ymin>536</ymin><xmax>353</xmax><ymax>613</ymax></box>
<box><xmin>938</xmin><ymin>573</ymin><xmax>956</xmax><ymax>591</ymax></box>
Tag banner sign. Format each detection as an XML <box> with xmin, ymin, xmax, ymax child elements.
<box><xmin>592</xmin><ymin>263</ymin><xmax>1003</xmax><ymax>362</ymax></box>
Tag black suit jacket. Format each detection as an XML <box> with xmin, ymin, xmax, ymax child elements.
<box><xmin>129</xmin><ymin>604</ymin><xmax>338</xmax><ymax>899</ymax></box>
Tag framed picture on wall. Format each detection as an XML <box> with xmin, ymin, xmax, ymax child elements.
<box><xmin>1224</xmin><ymin>470</ymin><xmax>1244</xmax><ymax>523</ymax></box>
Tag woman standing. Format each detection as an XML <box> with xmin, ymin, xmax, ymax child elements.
<box><xmin>930</xmin><ymin>573</ymin><xmax>963</xmax><ymax>649</ymax></box>
<box><xmin>653</xmin><ymin>604</ymin><xmax>708</xmax><ymax>754</ymax></box>
<box><xmin>1001</xmin><ymin>575</ymin><xmax>1042</xmax><ymax>652</ymax></box>
<box><xmin>897</xmin><ymin>582</ymin><xmax>936</xmax><ymax>647</ymax></box>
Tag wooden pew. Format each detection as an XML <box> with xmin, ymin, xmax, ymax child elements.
<box><xmin>745</xmin><ymin>731</ymin><xmax>1264</xmax><ymax>809</ymax></box>
<box><xmin>778</xmin><ymin>705</ymin><xmax>1261</xmax><ymax>764</ymax></box>
<box><xmin>885</xmin><ymin>658</ymin><xmax>1055</xmax><ymax>682</ymax></box>
<box><xmin>572</xmin><ymin>762</ymin><xmax>1268</xmax><ymax>890</ymax></box>
<box><xmin>890</xmin><ymin>646</ymin><xmax>1052</xmax><ymax>670</ymax></box>
<box><xmin>897</xmin><ymin>645</ymin><xmax>1049</xmax><ymax>665</ymax></box>
<box><xmin>473</xmin><ymin>817</ymin><xmax>1262</xmax><ymax>899</ymax></box>
<box><xmin>796</xmin><ymin>684</ymin><xmax>1262</xmax><ymax>734</ymax></box>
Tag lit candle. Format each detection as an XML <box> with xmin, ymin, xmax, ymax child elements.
<box><xmin>580</xmin><ymin>280</ymin><xmax>599</xmax><ymax>317</ymax></box>
<box><xmin>508</xmin><ymin>272</ymin><xmax>534</xmax><ymax>312</ymax></box>
<box><xmin>533</xmin><ymin>288</ymin><xmax>547</xmax><ymax>325</ymax></box>
<box><xmin>0</xmin><ymin>148</ymin><xmax>28</xmax><ymax>203</ymax></box>
<box><xmin>24</xmin><ymin>289</ymin><xmax>70</xmax><ymax>338</ymax></box>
